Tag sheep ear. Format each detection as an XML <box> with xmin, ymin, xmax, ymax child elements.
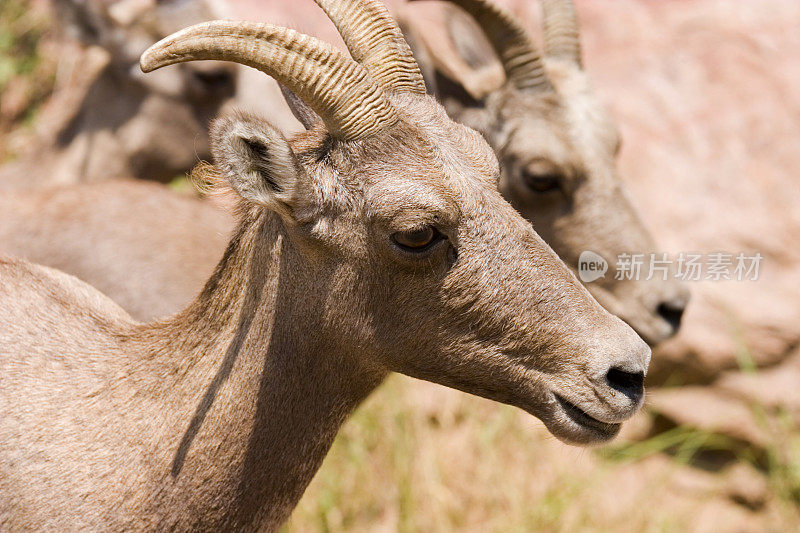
<box><xmin>402</xmin><ymin>3</ymin><xmax>505</xmax><ymax>102</ymax></box>
<box><xmin>279</xmin><ymin>84</ymin><xmax>320</xmax><ymax>130</ymax></box>
<box><xmin>56</xmin><ymin>0</ymin><xmax>155</xmax><ymax>46</ymax></box>
<box><xmin>210</xmin><ymin>113</ymin><xmax>304</xmax><ymax>217</ymax></box>
<box><xmin>55</xmin><ymin>0</ymin><xmax>114</xmax><ymax>46</ymax></box>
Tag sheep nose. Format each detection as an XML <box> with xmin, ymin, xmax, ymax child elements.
<box><xmin>605</xmin><ymin>367</ymin><xmax>644</xmax><ymax>405</ymax></box>
<box><xmin>656</xmin><ymin>301</ymin><xmax>685</xmax><ymax>333</ymax></box>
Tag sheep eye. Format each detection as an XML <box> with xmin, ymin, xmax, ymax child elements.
<box><xmin>392</xmin><ymin>226</ymin><xmax>440</xmax><ymax>251</ymax></box>
<box><xmin>523</xmin><ymin>171</ymin><xmax>562</xmax><ymax>193</ymax></box>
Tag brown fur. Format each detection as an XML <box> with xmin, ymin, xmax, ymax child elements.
<box><xmin>0</xmin><ymin>179</ymin><xmax>233</xmax><ymax>321</ymax></box>
<box><xmin>0</xmin><ymin>90</ymin><xmax>649</xmax><ymax>529</ymax></box>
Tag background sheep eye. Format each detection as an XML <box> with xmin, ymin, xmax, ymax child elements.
<box><xmin>523</xmin><ymin>171</ymin><xmax>562</xmax><ymax>193</ymax></box>
<box><xmin>392</xmin><ymin>226</ymin><xmax>438</xmax><ymax>251</ymax></box>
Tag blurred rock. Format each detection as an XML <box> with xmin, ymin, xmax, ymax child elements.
<box><xmin>720</xmin><ymin>463</ymin><xmax>769</xmax><ymax>510</ymax></box>
<box><xmin>716</xmin><ymin>347</ymin><xmax>800</xmax><ymax>420</ymax></box>
<box><xmin>692</xmin><ymin>498</ymin><xmax>765</xmax><ymax>533</ymax></box>
<box><xmin>647</xmin><ymin>387</ymin><xmax>771</xmax><ymax>449</ymax></box>
<box><xmin>0</xmin><ymin>77</ymin><xmax>35</xmax><ymax>125</ymax></box>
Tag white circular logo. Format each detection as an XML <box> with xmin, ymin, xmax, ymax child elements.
<box><xmin>578</xmin><ymin>251</ymin><xmax>608</xmax><ymax>283</ymax></box>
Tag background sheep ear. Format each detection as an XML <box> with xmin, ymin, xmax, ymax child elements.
<box><xmin>210</xmin><ymin>114</ymin><xmax>304</xmax><ymax>217</ymax></box>
<box><xmin>397</xmin><ymin>16</ymin><xmax>438</xmax><ymax>97</ymax></box>
<box><xmin>54</xmin><ymin>0</ymin><xmax>115</xmax><ymax>47</ymax></box>
<box><xmin>106</xmin><ymin>0</ymin><xmax>156</xmax><ymax>27</ymax></box>
<box><xmin>279</xmin><ymin>84</ymin><xmax>321</xmax><ymax>130</ymax></box>
<box><xmin>402</xmin><ymin>3</ymin><xmax>505</xmax><ymax>102</ymax></box>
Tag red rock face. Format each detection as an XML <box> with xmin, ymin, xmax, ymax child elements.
<box><xmin>224</xmin><ymin>0</ymin><xmax>800</xmax><ymax>381</ymax></box>
<box><xmin>569</xmin><ymin>0</ymin><xmax>800</xmax><ymax>379</ymax></box>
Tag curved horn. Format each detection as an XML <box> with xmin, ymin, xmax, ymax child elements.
<box><xmin>140</xmin><ymin>21</ymin><xmax>398</xmax><ymax>140</ymax></box>
<box><xmin>312</xmin><ymin>0</ymin><xmax>426</xmax><ymax>94</ymax></box>
<box><xmin>427</xmin><ymin>0</ymin><xmax>552</xmax><ymax>93</ymax></box>
<box><xmin>541</xmin><ymin>0</ymin><xmax>582</xmax><ymax>67</ymax></box>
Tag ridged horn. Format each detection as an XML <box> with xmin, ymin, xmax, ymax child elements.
<box><xmin>541</xmin><ymin>0</ymin><xmax>582</xmax><ymax>67</ymax></box>
<box><xmin>140</xmin><ymin>20</ymin><xmax>398</xmax><ymax>140</ymax></box>
<box><xmin>428</xmin><ymin>0</ymin><xmax>552</xmax><ymax>93</ymax></box>
<box><xmin>312</xmin><ymin>0</ymin><xmax>426</xmax><ymax>94</ymax></box>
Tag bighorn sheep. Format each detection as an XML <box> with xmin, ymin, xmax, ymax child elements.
<box><xmin>0</xmin><ymin>1</ymin><xmax>649</xmax><ymax>529</ymax></box>
<box><xmin>401</xmin><ymin>0</ymin><xmax>690</xmax><ymax>344</ymax></box>
<box><xmin>0</xmin><ymin>0</ymin><xmax>236</xmax><ymax>189</ymax></box>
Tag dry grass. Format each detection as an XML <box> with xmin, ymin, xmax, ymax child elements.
<box><xmin>283</xmin><ymin>375</ymin><xmax>800</xmax><ymax>532</ymax></box>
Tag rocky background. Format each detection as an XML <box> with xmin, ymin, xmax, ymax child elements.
<box><xmin>2</xmin><ymin>0</ymin><xmax>799</xmax><ymax>530</ymax></box>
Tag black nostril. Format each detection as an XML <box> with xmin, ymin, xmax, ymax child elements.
<box><xmin>606</xmin><ymin>367</ymin><xmax>644</xmax><ymax>404</ymax></box>
<box><xmin>657</xmin><ymin>302</ymin><xmax>685</xmax><ymax>332</ymax></box>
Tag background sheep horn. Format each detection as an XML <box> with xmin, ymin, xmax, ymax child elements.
<box><xmin>541</xmin><ymin>0</ymin><xmax>582</xmax><ymax>67</ymax></box>
<box><xmin>312</xmin><ymin>0</ymin><xmax>427</xmax><ymax>94</ymax></box>
<box><xmin>423</xmin><ymin>0</ymin><xmax>553</xmax><ymax>93</ymax></box>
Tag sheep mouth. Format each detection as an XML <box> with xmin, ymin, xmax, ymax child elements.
<box><xmin>554</xmin><ymin>394</ymin><xmax>620</xmax><ymax>439</ymax></box>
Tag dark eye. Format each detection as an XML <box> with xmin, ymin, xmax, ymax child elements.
<box><xmin>392</xmin><ymin>226</ymin><xmax>441</xmax><ymax>252</ymax></box>
<box><xmin>523</xmin><ymin>171</ymin><xmax>562</xmax><ymax>193</ymax></box>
